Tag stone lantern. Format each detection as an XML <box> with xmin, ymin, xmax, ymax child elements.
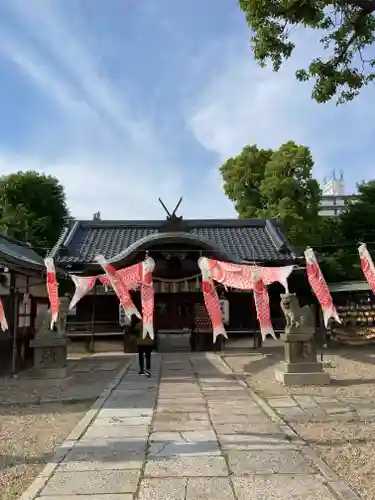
<box><xmin>30</xmin><ymin>295</ymin><xmax>70</xmax><ymax>379</ymax></box>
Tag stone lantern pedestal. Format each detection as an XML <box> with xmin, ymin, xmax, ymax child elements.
<box><xmin>30</xmin><ymin>333</ymin><xmax>69</xmax><ymax>379</ymax></box>
<box><xmin>29</xmin><ymin>296</ymin><xmax>70</xmax><ymax>379</ymax></box>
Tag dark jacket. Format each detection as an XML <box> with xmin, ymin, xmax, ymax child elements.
<box><xmin>134</xmin><ymin>321</ymin><xmax>154</xmax><ymax>347</ymax></box>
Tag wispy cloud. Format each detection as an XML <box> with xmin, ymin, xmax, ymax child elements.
<box><xmin>0</xmin><ymin>34</ymin><xmax>86</xmax><ymax>117</ymax></box>
<box><xmin>0</xmin><ymin>150</ymin><xmax>185</xmax><ymax>220</ymax></box>
<box><xmin>0</xmin><ymin>0</ymin><xmax>188</xmax><ymax>218</ymax></box>
<box><xmin>0</xmin><ymin>0</ymin><xmax>373</xmax><ymax>223</ymax></box>
<box><xmin>2</xmin><ymin>0</ymin><xmax>164</xmax><ymax>158</ymax></box>
<box><xmin>185</xmin><ymin>28</ymin><xmax>375</xmax><ymax>190</ymax></box>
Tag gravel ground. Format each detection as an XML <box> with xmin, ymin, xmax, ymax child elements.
<box><xmin>293</xmin><ymin>421</ymin><xmax>375</xmax><ymax>500</ymax></box>
<box><xmin>0</xmin><ymin>354</ymin><xmax>131</xmax><ymax>499</ymax></box>
<box><xmin>224</xmin><ymin>348</ymin><xmax>375</xmax><ymax>399</ymax></box>
<box><xmin>0</xmin><ymin>401</ymin><xmax>91</xmax><ymax>500</ymax></box>
<box><xmin>223</xmin><ymin>348</ymin><xmax>375</xmax><ymax>500</ymax></box>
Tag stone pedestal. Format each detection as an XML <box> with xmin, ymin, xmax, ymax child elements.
<box><xmin>275</xmin><ymin>293</ymin><xmax>330</xmax><ymax>386</ymax></box>
<box><xmin>29</xmin><ymin>296</ymin><xmax>70</xmax><ymax>379</ymax></box>
<box><xmin>275</xmin><ymin>332</ymin><xmax>330</xmax><ymax>386</ymax></box>
<box><xmin>30</xmin><ymin>333</ymin><xmax>69</xmax><ymax>378</ymax></box>
<box><xmin>275</xmin><ymin>370</ymin><xmax>330</xmax><ymax>386</ymax></box>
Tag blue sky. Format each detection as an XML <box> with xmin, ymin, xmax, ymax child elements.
<box><xmin>0</xmin><ymin>0</ymin><xmax>373</xmax><ymax>220</ymax></box>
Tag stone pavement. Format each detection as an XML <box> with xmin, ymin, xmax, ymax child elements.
<box><xmin>20</xmin><ymin>353</ymin><xmax>361</xmax><ymax>500</ymax></box>
<box><xmin>265</xmin><ymin>394</ymin><xmax>375</xmax><ymax>424</ymax></box>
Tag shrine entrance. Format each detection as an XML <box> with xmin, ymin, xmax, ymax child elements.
<box><xmin>69</xmin><ymin>230</ymin><xmax>228</xmax><ymax>353</ymax></box>
<box><xmin>130</xmin><ymin>245</ymin><xmax>217</xmax><ymax>352</ymax></box>
<box><xmin>154</xmin><ymin>293</ymin><xmax>199</xmax><ymax>331</ymax></box>
<box><xmin>59</xmin><ymin>197</ymin><xmax>304</xmax><ymax>354</ymax></box>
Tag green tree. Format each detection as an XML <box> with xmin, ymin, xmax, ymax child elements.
<box><xmin>220</xmin><ymin>141</ymin><xmax>321</xmax><ymax>247</ymax></box>
<box><xmin>238</xmin><ymin>0</ymin><xmax>375</xmax><ymax>104</ymax></box>
<box><xmin>0</xmin><ymin>171</ymin><xmax>69</xmax><ymax>252</ymax></box>
<box><xmin>339</xmin><ymin>179</ymin><xmax>375</xmax><ymax>243</ymax></box>
<box><xmin>314</xmin><ymin>216</ymin><xmax>349</xmax><ymax>282</ymax></box>
<box><xmin>317</xmin><ymin>180</ymin><xmax>375</xmax><ymax>282</ymax></box>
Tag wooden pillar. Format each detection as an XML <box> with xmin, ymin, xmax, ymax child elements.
<box><xmin>10</xmin><ymin>271</ymin><xmax>19</xmax><ymax>376</ymax></box>
<box><xmin>89</xmin><ymin>283</ymin><xmax>97</xmax><ymax>352</ymax></box>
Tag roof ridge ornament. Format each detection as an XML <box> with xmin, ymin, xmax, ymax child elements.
<box><xmin>158</xmin><ymin>197</ymin><xmax>187</xmax><ymax>232</ymax></box>
<box><xmin>158</xmin><ymin>197</ymin><xmax>183</xmax><ymax>220</ymax></box>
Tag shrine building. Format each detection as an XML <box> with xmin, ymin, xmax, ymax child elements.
<box><xmin>51</xmin><ymin>210</ymin><xmax>307</xmax><ymax>351</ymax></box>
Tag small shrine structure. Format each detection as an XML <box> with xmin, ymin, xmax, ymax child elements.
<box><xmin>0</xmin><ymin>235</ymin><xmax>50</xmax><ymax>374</ymax></box>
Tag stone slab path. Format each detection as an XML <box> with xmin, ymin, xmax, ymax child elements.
<box><xmin>263</xmin><ymin>393</ymin><xmax>375</xmax><ymax>423</ymax></box>
<box><xmin>20</xmin><ymin>353</ymin><xmax>361</xmax><ymax>500</ymax></box>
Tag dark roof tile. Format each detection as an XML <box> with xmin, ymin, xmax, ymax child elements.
<box><xmin>0</xmin><ymin>235</ymin><xmax>45</xmax><ymax>269</ymax></box>
<box><xmin>52</xmin><ymin>218</ymin><xmax>297</xmax><ymax>266</ymax></box>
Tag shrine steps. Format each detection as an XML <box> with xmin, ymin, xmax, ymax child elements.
<box><xmin>68</xmin><ymin>339</ymin><xmax>124</xmax><ymax>354</ymax></box>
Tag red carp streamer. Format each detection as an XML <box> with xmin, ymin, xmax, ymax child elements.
<box><xmin>95</xmin><ymin>255</ymin><xmax>141</xmax><ymax>320</ymax></box>
<box><xmin>199</xmin><ymin>257</ymin><xmax>294</xmax><ymax>341</ymax></box>
<box><xmin>198</xmin><ymin>257</ymin><xmax>227</xmax><ymax>342</ymax></box>
<box><xmin>0</xmin><ymin>296</ymin><xmax>8</xmax><ymax>331</ymax></box>
<box><xmin>140</xmin><ymin>257</ymin><xmax>155</xmax><ymax>339</ymax></box>
<box><xmin>359</xmin><ymin>243</ymin><xmax>375</xmax><ymax>294</ymax></box>
<box><xmin>304</xmin><ymin>247</ymin><xmax>341</xmax><ymax>327</ymax></box>
<box><xmin>69</xmin><ymin>257</ymin><xmax>156</xmax><ymax>339</ymax></box>
<box><xmin>44</xmin><ymin>257</ymin><xmax>59</xmax><ymax>329</ymax></box>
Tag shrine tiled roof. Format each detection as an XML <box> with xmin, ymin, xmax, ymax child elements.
<box><xmin>51</xmin><ymin>218</ymin><xmax>298</xmax><ymax>268</ymax></box>
<box><xmin>0</xmin><ymin>235</ymin><xmax>45</xmax><ymax>270</ymax></box>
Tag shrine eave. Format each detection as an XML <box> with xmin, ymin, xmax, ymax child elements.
<box><xmin>0</xmin><ymin>235</ymin><xmax>46</xmax><ymax>272</ymax></box>
<box><xmin>50</xmin><ymin>217</ymin><xmax>299</xmax><ymax>271</ymax></box>
<box><xmin>106</xmin><ymin>231</ymin><xmax>241</xmax><ymax>265</ymax></box>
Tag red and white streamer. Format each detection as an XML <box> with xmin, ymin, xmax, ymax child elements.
<box><xmin>140</xmin><ymin>257</ymin><xmax>155</xmax><ymax>339</ymax></box>
<box><xmin>69</xmin><ymin>263</ymin><xmax>143</xmax><ymax>306</ymax></box>
<box><xmin>69</xmin><ymin>276</ymin><xmax>97</xmax><ymax>310</ymax></box>
<box><xmin>44</xmin><ymin>257</ymin><xmax>59</xmax><ymax>329</ymax></box>
<box><xmin>198</xmin><ymin>257</ymin><xmax>227</xmax><ymax>342</ymax></box>
<box><xmin>252</xmin><ymin>268</ymin><xmax>275</xmax><ymax>340</ymax></box>
<box><xmin>95</xmin><ymin>255</ymin><xmax>141</xmax><ymax>320</ymax></box>
<box><xmin>0</xmin><ymin>296</ymin><xmax>8</xmax><ymax>331</ymax></box>
<box><xmin>198</xmin><ymin>257</ymin><xmax>294</xmax><ymax>341</ymax></box>
<box><xmin>69</xmin><ymin>257</ymin><xmax>156</xmax><ymax>339</ymax></box>
<box><xmin>117</xmin><ymin>262</ymin><xmax>142</xmax><ymax>290</ymax></box>
<box><xmin>359</xmin><ymin>243</ymin><xmax>375</xmax><ymax>294</ymax></box>
<box><xmin>304</xmin><ymin>247</ymin><xmax>341</xmax><ymax>327</ymax></box>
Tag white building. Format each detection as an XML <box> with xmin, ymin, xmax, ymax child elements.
<box><xmin>319</xmin><ymin>171</ymin><xmax>354</xmax><ymax>216</ymax></box>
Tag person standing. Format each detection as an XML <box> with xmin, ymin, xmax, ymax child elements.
<box><xmin>189</xmin><ymin>307</ymin><xmax>199</xmax><ymax>352</ymax></box>
<box><xmin>324</xmin><ymin>317</ymin><xmax>334</xmax><ymax>348</ymax></box>
<box><xmin>122</xmin><ymin>313</ymin><xmax>132</xmax><ymax>353</ymax></box>
<box><xmin>132</xmin><ymin>316</ymin><xmax>154</xmax><ymax>377</ymax></box>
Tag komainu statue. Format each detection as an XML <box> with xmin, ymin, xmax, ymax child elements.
<box><xmin>34</xmin><ymin>296</ymin><xmax>69</xmax><ymax>336</ymax></box>
<box><xmin>34</xmin><ymin>307</ymin><xmax>52</xmax><ymax>335</ymax></box>
<box><xmin>280</xmin><ymin>293</ymin><xmax>315</xmax><ymax>336</ymax></box>
<box><xmin>275</xmin><ymin>293</ymin><xmax>330</xmax><ymax>385</ymax></box>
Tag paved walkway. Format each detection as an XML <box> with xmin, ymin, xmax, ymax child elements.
<box><xmin>265</xmin><ymin>393</ymin><xmax>375</xmax><ymax>423</ymax></box>
<box><xmin>21</xmin><ymin>353</ymin><xmax>361</xmax><ymax>500</ymax></box>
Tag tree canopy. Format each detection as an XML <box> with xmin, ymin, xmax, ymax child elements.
<box><xmin>221</xmin><ymin>140</ymin><xmax>375</xmax><ymax>282</ymax></box>
<box><xmin>340</xmin><ymin>179</ymin><xmax>375</xmax><ymax>243</ymax></box>
<box><xmin>238</xmin><ymin>0</ymin><xmax>375</xmax><ymax>104</ymax></box>
<box><xmin>317</xmin><ymin>180</ymin><xmax>375</xmax><ymax>281</ymax></box>
<box><xmin>0</xmin><ymin>171</ymin><xmax>69</xmax><ymax>252</ymax></box>
<box><xmin>220</xmin><ymin>141</ymin><xmax>321</xmax><ymax>247</ymax></box>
